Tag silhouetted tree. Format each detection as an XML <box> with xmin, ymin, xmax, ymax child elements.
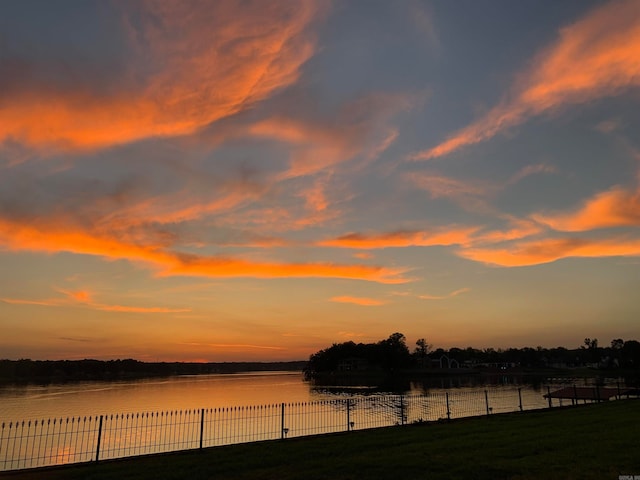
<box><xmin>304</xmin><ymin>333</ymin><xmax>413</xmax><ymax>377</ymax></box>
<box><xmin>581</xmin><ymin>338</ymin><xmax>601</xmax><ymax>364</ymax></box>
<box><xmin>377</xmin><ymin>333</ymin><xmax>412</xmax><ymax>369</ymax></box>
<box><xmin>414</xmin><ymin>338</ymin><xmax>432</xmax><ymax>367</ymax></box>
<box><xmin>622</xmin><ymin>340</ymin><xmax>640</xmax><ymax>368</ymax></box>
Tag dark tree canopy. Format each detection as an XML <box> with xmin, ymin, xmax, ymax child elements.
<box><xmin>304</xmin><ymin>333</ymin><xmax>413</xmax><ymax>377</ymax></box>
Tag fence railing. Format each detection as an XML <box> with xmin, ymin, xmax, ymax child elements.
<box><xmin>1</xmin><ymin>385</ymin><xmax>634</xmax><ymax>472</ymax></box>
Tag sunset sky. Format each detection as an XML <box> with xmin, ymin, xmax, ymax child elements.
<box><xmin>1</xmin><ymin>0</ymin><xmax>639</xmax><ymax>362</ymax></box>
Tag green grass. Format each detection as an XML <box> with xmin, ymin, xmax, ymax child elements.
<box><xmin>4</xmin><ymin>400</ymin><xmax>639</xmax><ymax>480</ymax></box>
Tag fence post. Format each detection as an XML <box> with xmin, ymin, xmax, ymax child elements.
<box><xmin>95</xmin><ymin>415</ymin><xmax>103</xmax><ymax>462</ymax></box>
<box><xmin>595</xmin><ymin>385</ymin><xmax>601</xmax><ymax>403</ymax></box>
<box><xmin>281</xmin><ymin>403</ymin><xmax>286</xmax><ymax>439</ymax></box>
<box><xmin>399</xmin><ymin>395</ymin><xmax>405</xmax><ymax>425</ymax></box>
<box><xmin>446</xmin><ymin>392</ymin><xmax>451</xmax><ymax>420</ymax></box>
<box><xmin>547</xmin><ymin>386</ymin><xmax>552</xmax><ymax>408</ymax></box>
<box><xmin>617</xmin><ymin>381</ymin><xmax>621</xmax><ymax>400</ymax></box>
<box><xmin>484</xmin><ymin>390</ymin><xmax>490</xmax><ymax>416</ymax></box>
<box><xmin>346</xmin><ymin>399</ymin><xmax>351</xmax><ymax>431</ymax></box>
<box><xmin>573</xmin><ymin>384</ymin><xmax>578</xmax><ymax>405</ymax></box>
<box><xmin>518</xmin><ymin>388</ymin><xmax>523</xmax><ymax>412</ymax></box>
<box><xmin>199</xmin><ymin>409</ymin><xmax>205</xmax><ymax>451</ymax></box>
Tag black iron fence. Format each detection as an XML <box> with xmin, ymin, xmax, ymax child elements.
<box><xmin>1</xmin><ymin>385</ymin><xmax>634</xmax><ymax>472</ymax></box>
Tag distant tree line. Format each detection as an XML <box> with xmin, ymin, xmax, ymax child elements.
<box><xmin>304</xmin><ymin>333</ymin><xmax>640</xmax><ymax>378</ymax></box>
<box><xmin>0</xmin><ymin>359</ymin><xmax>307</xmax><ymax>384</ymax></box>
<box><xmin>5</xmin><ymin>335</ymin><xmax>639</xmax><ymax>384</ymax></box>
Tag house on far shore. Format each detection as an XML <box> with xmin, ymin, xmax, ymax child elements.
<box><xmin>430</xmin><ymin>355</ymin><xmax>460</xmax><ymax>369</ymax></box>
<box><xmin>476</xmin><ymin>362</ymin><xmax>518</xmax><ymax>370</ymax></box>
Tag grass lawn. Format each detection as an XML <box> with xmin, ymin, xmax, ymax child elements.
<box><xmin>4</xmin><ymin>400</ymin><xmax>639</xmax><ymax>480</ymax></box>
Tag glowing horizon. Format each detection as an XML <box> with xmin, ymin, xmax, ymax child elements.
<box><xmin>1</xmin><ymin>0</ymin><xmax>639</xmax><ymax>361</ymax></box>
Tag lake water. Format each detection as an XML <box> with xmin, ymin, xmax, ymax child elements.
<box><xmin>0</xmin><ymin>372</ymin><xmax>313</xmax><ymax>421</ymax></box>
<box><xmin>0</xmin><ymin>371</ymin><xmax>561</xmax><ymax>422</ymax></box>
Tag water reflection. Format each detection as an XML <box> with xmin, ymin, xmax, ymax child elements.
<box><xmin>0</xmin><ymin>372</ymin><xmax>310</xmax><ymax>421</ymax></box>
<box><xmin>1</xmin><ymin>371</ymin><xmax>631</xmax><ymax>423</ymax></box>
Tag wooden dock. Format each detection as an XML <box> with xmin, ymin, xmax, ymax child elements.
<box><xmin>543</xmin><ymin>386</ymin><xmax>629</xmax><ymax>402</ymax></box>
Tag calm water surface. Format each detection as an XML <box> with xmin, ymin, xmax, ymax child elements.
<box><xmin>0</xmin><ymin>372</ymin><xmax>314</xmax><ymax>420</ymax></box>
<box><xmin>0</xmin><ymin>371</ymin><xmax>559</xmax><ymax>421</ymax></box>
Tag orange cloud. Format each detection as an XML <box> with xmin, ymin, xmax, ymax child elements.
<box><xmin>330</xmin><ymin>296</ymin><xmax>387</xmax><ymax>306</ymax></box>
<box><xmin>413</xmin><ymin>0</ymin><xmax>640</xmax><ymax>159</ymax></box>
<box><xmin>164</xmin><ymin>254</ymin><xmax>410</xmax><ymax>284</ymax></box>
<box><xmin>57</xmin><ymin>289</ymin><xmax>93</xmax><ymax>303</ymax></box>
<box><xmin>249</xmin><ymin>117</ymin><xmax>360</xmax><ymax>177</ymax></box>
<box><xmin>472</xmin><ymin>218</ymin><xmax>543</xmax><ymax>245</ymax></box>
<box><xmin>533</xmin><ymin>186</ymin><xmax>640</xmax><ymax>231</ymax></box>
<box><xmin>0</xmin><ymin>1</ymin><xmax>325</xmax><ymax>151</ymax></box>
<box><xmin>458</xmin><ymin>236</ymin><xmax>640</xmax><ymax>267</ymax></box>
<box><xmin>283</xmin><ymin>174</ymin><xmax>345</xmax><ymax>230</ymax></box>
<box><xmin>320</xmin><ymin>227</ymin><xmax>479</xmax><ymax>249</ymax></box>
<box><xmin>300</xmin><ymin>175</ymin><xmax>331</xmax><ymax>213</ymax></box>
<box><xmin>0</xmin><ymin>217</ymin><xmax>410</xmax><ymax>284</ymax></box>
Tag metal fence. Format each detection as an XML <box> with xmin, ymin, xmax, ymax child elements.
<box><xmin>0</xmin><ymin>385</ymin><xmax>632</xmax><ymax>472</ymax></box>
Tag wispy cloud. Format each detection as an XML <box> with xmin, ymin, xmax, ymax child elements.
<box><xmin>180</xmin><ymin>342</ymin><xmax>285</xmax><ymax>351</ymax></box>
<box><xmin>329</xmin><ymin>296</ymin><xmax>387</xmax><ymax>306</ymax></box>
<box><xmin>472</xmin><ymin>217</ymin><xmax>543</xmax><ymax>245</ymax></box>
<box><xmin>532</xmin><ymin>185</ymin><xmax>640</xmax><ymax>231</ymax></box>
<box><xmin>408</xmin><ymin>0</ymin><xmax>440</xmax><ymax>56</ymax></box>
<box><xmin>507</xmin><ymin>164</ymin><xmax>558</xmax><ymax>185</ymax></box>
<box><xmin>163</xmin><ymin>255</ymin><xmax>410</xmax><ymax>284</ymax></box>
<box><xmin>412</xmin><ymin>0</ymin><xmax>640</xmax><ymax>159</ymax></box>
<box><xmin>320</xmin><ymin>227</ymin><xmax>479</xmax><ymax>249</ymax></box>
<box><xmin>458</xmin><ymin>236</ymin><xmax>640</xmax><ymax>267</ymax></box>
<box><xmin>1</xmin><ymin>298</ymin><xmax>60</xmax><ymax>307</ymax></box>
<box><xmin>58</xmin><ymin>336</ymin><xmax>101</xmax><ymax>343</ymax></box>
<box><xmin>94</xmin><ymin>304</ymin><xmax>191</xmax><ymax>313</ymax></box>
<box><xmin>4</xmin><ymin>288</ymin><xmax>191</xmax><ymax>314</ymax></box>
<box><xmin>0</xmin><ymin>1</ymin><xmax>326</xmax><ymax>152</ymax></box>
<box><xmin>0</xmin><ymin>217</ymin><xmax>411</xmax><ymax>284</ymax></box>
<box><xmin>594</xmin><ymin>118</ymin><xmax>621</xmax><ymax>134</ymax></box>
<box><xmin>405</xmin><ymin>171</ymin><xmax>496</xmax><ymax>213</ymax></box>
<box><xmin>407</xmin><ymin>172</ymin><xmax>492</xmax><ymax>199</ymax></box>
<box><xmin>337</xmin><ymin>331</ymin><xmax>367</xmax><ymax>338</ymax></box>
<box><xmin>56</xmin><ymin>289</ymin><xmax>93</xmax><ymax>303</ymax></box>
<box><xmin>246</xmin><ymin>93</ymin><xmax>415</xmax><ymax>179</ymax></box>
<box><xmin>418</xmin><ymin>287</ymin><xmax>470</xmax><ymax>300</ymax></box>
